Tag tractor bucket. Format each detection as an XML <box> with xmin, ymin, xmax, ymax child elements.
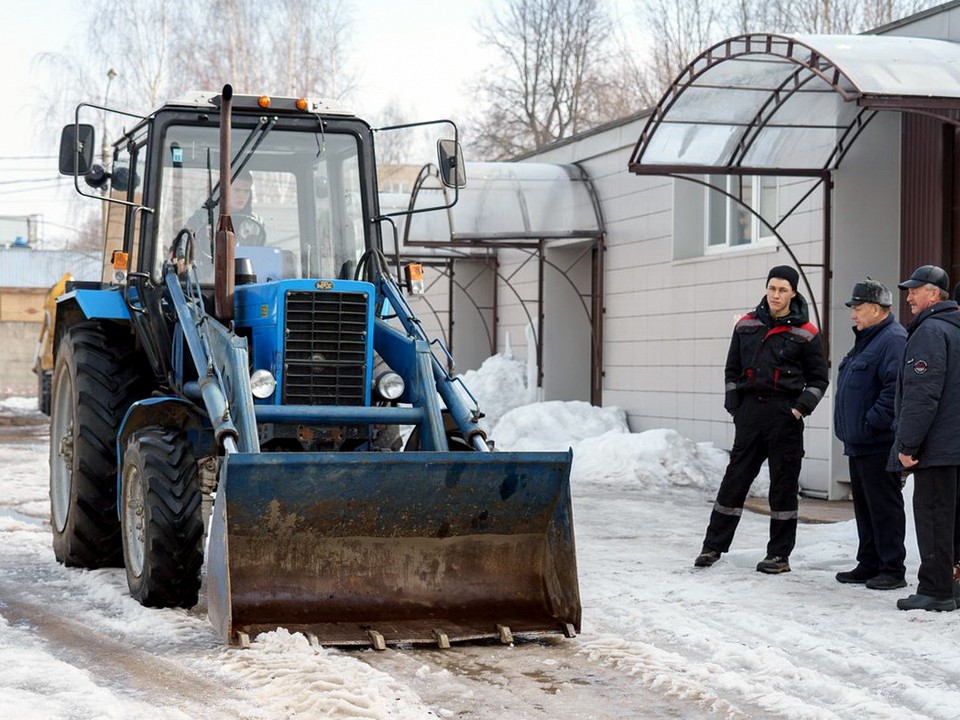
<box><xmin>206</xmin><ymin>450</ymin><xmax>581</xmax><ymax>647</ymax></box>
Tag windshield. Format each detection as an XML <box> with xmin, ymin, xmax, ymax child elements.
<box><xmin>155</xmin><ymin>124</ymin><xmax>367</xmax><ymax>283</ymax></box>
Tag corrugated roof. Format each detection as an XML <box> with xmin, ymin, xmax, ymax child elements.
<box><xmin>0</xmin><ymin>248</ymin><xmax>101</xmax><ymax>288</ymax></box>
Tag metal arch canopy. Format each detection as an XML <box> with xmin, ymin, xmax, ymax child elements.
<box><xmin>384</xmin><ymin>160</ymin><xmax>606</xmax><ymax>406</ymax></box>
<box><xmin>629</xmin><ymin>33</ymin><xmax>960</xmax><ymax>175</ymax></box>
<box><xmin>402</xmin><ymin>162</ymin><xmax>604</xmax><ymax>248</ymax></box>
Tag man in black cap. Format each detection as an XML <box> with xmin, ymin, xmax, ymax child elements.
<box><xmin>833</xmin><ymin>279</ymin><xmax>907</xmax><ymax>590</ymax></box>
<box><xmin>695</xmin><ymin>265</ymin><xmax>829</xmax><ymax>574</ymax></box>
<box><xmin>891</xmin><ymin>264</ymin><xmax>960</xmax><ymax>611</ymax></box>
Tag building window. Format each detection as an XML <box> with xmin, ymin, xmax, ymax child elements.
<box><xmin>705</xmin><ymin>175</ymin><xmax>778</xmax><ymax>252</ymax></box>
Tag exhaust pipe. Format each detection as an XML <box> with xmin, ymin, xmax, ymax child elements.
<box><xmin>214</xmin><ymin>84</ymin><xmax>235</xmax><ymax>320</ymax></box>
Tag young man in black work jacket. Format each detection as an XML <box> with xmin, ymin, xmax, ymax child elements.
<box><xmin>695</xmin><ymin>265</ymin><xmax>830</xmax><ymax>574</ymax></box>
<box><xmin>890</xmin><ymin>265</ymin><xmax>960</xmax><ymax>612</ymax></box>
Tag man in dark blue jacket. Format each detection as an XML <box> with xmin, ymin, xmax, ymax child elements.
<box><xmin>833</xmin><ymin>279</ymin><xmax>907</xmax><ymax>590</ymax></box>
<box><xmin>891</xmin><ymin>265</ymin><xmax>960</xmax><ymax>612</ymax></box>
<box><xmin>695</xmin><ymin>266</ymin><xmax>829</xmax><ymax>574</ymax></box>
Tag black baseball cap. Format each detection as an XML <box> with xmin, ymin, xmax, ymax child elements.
<box><xmin>898</xmin><ymin>265</ymin><xmax>950</xmax><ymax>292</ymax></box>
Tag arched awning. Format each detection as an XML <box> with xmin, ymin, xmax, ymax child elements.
<box><xmin>629</xmin><ymin>33</ymin><xmax>960</xmax><ymax>175</ymax></box>
<box><xmin>401</xmin><ymin>162</ymin><xmax>603</xmax><ymax>247</ymax></box>
<box><xmin>379</xmin><ymin>161</ymin><xmax>606</xmax><ymax>404</ymax></box>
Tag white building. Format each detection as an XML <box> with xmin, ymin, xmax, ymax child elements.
<box><xmin>406</xmin><ymin>2</ymin><xmax>960</xmax><ymax>500</ymax></box>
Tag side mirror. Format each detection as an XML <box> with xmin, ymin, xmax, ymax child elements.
<box><xmin>58</xmin><ymin>124</ymin><xmax>96</xmax><ymax>176</ymax></box>
<box><xmin>437</xmin><ymin>139</ymin><xmax>466</xmax><ymax>189</ymax></box>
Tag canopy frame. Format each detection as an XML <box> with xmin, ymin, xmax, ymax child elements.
<box><xmin>395</xmin><ymin>162</ymin><xmax>606</xmax><ymax>404</ymax></box>
<box><xmin>629</xmin><ymin>33</ymin><xmax>960</xmax><ymax>362</ymax></box>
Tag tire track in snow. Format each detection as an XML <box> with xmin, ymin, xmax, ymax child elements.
<box><xmin>572</xmin><ymin>486</ymin><xmax>960</xmax><ymax>720</ymax></box>
<box><xmin>578</xmin><ymin>565</ymin><xmax>960</xmax><ymax>720</ymax></box>
<box><xmin>360</xmin><ymin>636</ymin><xmax>724</xmax><ymax>719</ymax></box>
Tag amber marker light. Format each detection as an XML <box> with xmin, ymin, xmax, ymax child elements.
<box><xmin>111</xmin><ymin>250</ymin><xmax>129</xmax><ymax>285</ymax></box>
<box><xmin>296</xmin><ymin>97</ymin><xmax>309</xmax><ymax>111</ymax></box>
<box><xmin>258</xmin><ymin>95</ymin><xmax>271</xmax><ymax>108</ymax></box>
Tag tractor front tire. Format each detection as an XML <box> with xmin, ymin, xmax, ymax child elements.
<box><xmin>121</xmin><ymin>427</ymin><xmax>203</xmax><ymax>608</ymax></box>
<box><xmin>49</xmin><ymin>322</ymin><xmax>146</xmax><ymax>568</ymax></box>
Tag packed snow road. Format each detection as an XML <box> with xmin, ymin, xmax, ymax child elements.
<box><xmin>2</xmin><ymin>398</ymin><xmax>959</xmax><ymax>719</ymax></box>
<box><xmin>0</xmin><ymin>402</ymin><xmax>708</xmax><ymax>719</ymax></box>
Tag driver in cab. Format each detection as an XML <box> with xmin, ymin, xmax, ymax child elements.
<box><xmin>224</xmin><ymin>169</ymin><xmax>266</xmax><ymax>247</ymax></box>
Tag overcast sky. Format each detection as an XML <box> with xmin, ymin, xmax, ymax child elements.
<box><xmin>0</xmin><ymin>1</ymin><xmax>504</xmax><ymax>246</ymax></box>
<box><xmin>0</xmin><ymin>0</ymin><xmax>640</xmax><ymax>248</ymax></box>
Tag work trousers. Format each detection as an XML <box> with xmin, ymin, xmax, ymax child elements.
<box><xmin>849</xmin><ymin>452</ymin><xmax>906</xmax><ymax>576</ymax></box>
<box><xmin>703</xmin><ymin>395</ymin><xmax>804</xmax><ymax>558</ymax></box>
<box><xmin>912</xmin><ymin>466</ymin><xmax>959</xmax><ymax>599</ymax></box>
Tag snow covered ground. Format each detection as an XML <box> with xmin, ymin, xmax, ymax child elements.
<box><xmin>2</xmin><ymin>353</ymin><xmax>959</xmax><ymax>718</ymax></box>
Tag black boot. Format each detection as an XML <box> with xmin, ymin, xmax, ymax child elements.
<box><xmin>896</xmin><ymin>593</ymin><xmax>957</xmax><ymax>611</ymax></box>
<box><xmin>865</xmin><ymin>573</ymin><xmax>907</xmax><ymax>590</ymax></box>
<box><xmin>835</xmin><ymin>566</ymin><xmax>876</xmax><ymax>584</ymax></box>
<box><xmin>694</xmin><ymin>548</ymin><xmax>721</xmax><ymax>568</ymax></box>
<box><xmin>756</xmin><ymin>556</ymin><xmax>790</xmax><ymax>574</ymax></box>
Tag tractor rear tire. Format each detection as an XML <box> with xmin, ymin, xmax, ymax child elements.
<box><xmin>49</xmin><ymin>322</ymin><xmax>147</xmax><ymax>568</ymax></box>
<box><xmin>121</xmin><ymin>427</ymin><xmax>203</xmax><ymax>608</ymax></box>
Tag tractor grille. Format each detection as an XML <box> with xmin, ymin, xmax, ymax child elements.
<box><xmin>282</xmin><ymin>290</ymin><xmax>368</xmax><ymax>406</ymax></box>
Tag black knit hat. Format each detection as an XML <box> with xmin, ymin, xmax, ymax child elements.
<box><xmin>767</xmin><ymin>265</ymin><xmax>799</xmax><ymax>292</ymax></box>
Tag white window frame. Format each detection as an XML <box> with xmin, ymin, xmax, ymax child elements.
<box><xmin>703</xmin><ymin>175</ymin><xmax>778</xmax><ymax>254</ymax></box>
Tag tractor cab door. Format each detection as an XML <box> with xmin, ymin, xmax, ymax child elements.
<box><xmin>102</xmin><ymin>129</ymin><xmax>149</xmax><ymax>283</ymax></box>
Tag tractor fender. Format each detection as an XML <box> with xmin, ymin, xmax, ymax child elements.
<box><xmin>116</xmin><ymin>397</ymin><xmax>211</xmax><ymax>507</ymax></box>
<box><xmin>53</xmin><ymin>289</ymin><xmax>132</xmax><ymax>364</ymax></box>
<box><xmin>58</xmin><ymin>288</ymin><xmax>131</xmax><ymax>322</ymax></box>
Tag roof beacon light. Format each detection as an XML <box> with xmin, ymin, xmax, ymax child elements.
<box><xmin>296</xmin><ymin>97</ymin><xmax>309</xmax><ymax>111</ymax></box>
<box><xmin>258</xmin><ymin>95</ymin><xmax>271</xmax><ymax>109</ymax></box>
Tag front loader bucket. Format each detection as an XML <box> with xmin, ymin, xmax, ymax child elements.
<box><xmin>207</xmin><ymin>451</ymin><xmax>580</xmax><ymax>647</ymax></box>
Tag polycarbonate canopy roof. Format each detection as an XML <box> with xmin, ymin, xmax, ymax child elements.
<box><xmin>404</xmin><ymin>162</ymin><xmax>602</xmax><ymax>245</ymax></box>
<box><xmin>629</xmin><ymin>33</ymin><xmax>960</xmax><ymax>174</ymax></box>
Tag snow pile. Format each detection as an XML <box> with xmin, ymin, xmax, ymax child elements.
<box><xmin>490</xmin><ymin>399</ymin><xmax>627</xmax><ymax>451</ymax></box>
<box><xmin>456</xmin><ymin>352</ymin><xmax>536</xmax><ymax>434</ymax></box>
<box><xmin>492</xmin><ymin>401</ymin><xmax>732</xmax><ymax>493</ymax></box>
<box><xmin>0</xmin><ymin>396</ymin><xmax>40</xmax><ymax>414</ymax></box>
<box><xmin>462</xmin><ymin>353</ymin><xmax>751</xmax><ymax>496</ymax></box>
<box><xmin>573</xmin><ymin>427</ymin><xmax>732</xmax><ymax>491</ymax></box>
<box><xmin>216</xmin><ymin>628</ymin><xmax>435</xmax><ymax>719</ymax></box>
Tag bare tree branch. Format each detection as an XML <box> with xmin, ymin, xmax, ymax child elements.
<box><xmin>470</xmin><ymin>0</ymin><xmax>644</xmax><ymax>160</ymax></box>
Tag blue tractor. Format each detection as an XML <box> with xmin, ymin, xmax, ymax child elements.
<box><xmin>51</xmin><ymin>86</ymin><xmax>580</xmax><ymax>648</ymax></box>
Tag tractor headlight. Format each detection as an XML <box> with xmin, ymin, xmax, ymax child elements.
<box><xmin>375</xmin><ymin>371</ymin><xmax>405</xmax><ymax>401</ymax></box>
<box><xmin>250</xmin><ymin>369</ymin><xmax>277</xmax><ymax>399</ymax></box>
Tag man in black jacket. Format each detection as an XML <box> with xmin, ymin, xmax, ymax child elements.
<box><xmin>891</xmin><ymin>265</ymin><xmax>960</xmax><ymax>612</ymax></box>
<box><xmin>695</xmin><ymin>266</ymin><xmax>830</xmax><ymax>574</ymax></box>
<box><xmin>833</xmin><ymin>280</ymin><xmax>907</xmax><ymax>590</ymax></box>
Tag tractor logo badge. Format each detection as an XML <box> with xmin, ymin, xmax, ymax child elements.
<box><xmin>260</xmin><ymin>305</ymin><xmax>268</xmax><ymax>317</ymax></box>
<box><xmin>316</xmin><ymin>280</ymin><xmax>334</xmax><ymax>291</ymax></box>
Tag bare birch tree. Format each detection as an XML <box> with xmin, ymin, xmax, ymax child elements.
<box><xmin>179</xmin><ymin>0</ymin><xmax>356</xmax><ymax>99</ymax></box>
<box><xmin>86</xmin><ymin>0</ymin><xmax>181</xmax><ymax>109</ymax></box>
<box><xmin>642</xmin><ymin>0</ymin><xmax>942</xmax><ymax>104</ymax></box>
<box><xmin>470</xmin><ymin>0</ymin><xmax>643</xmax><ymax>160</ymax></box>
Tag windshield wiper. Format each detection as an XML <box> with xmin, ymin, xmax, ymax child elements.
<box><xmin>201</xmin><ymin>115</ymin><xmax>277</xmax><ymax>214</ymax></box>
